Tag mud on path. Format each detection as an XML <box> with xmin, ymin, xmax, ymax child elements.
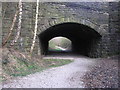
<box><xmin>2</xmin><ymin>55</ymin><xmax>118</xmax><ymax>88</ymax></box>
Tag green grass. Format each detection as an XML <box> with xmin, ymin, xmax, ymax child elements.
<box><xmin>11</xmin><ymin>67</ymin><xmax>44</xmax><ymax>77</ymax></box>
<box><xmin>7</xmin><ymin>59</ymin><xmax>73</xmax><ymax>77</ymax></box>
<box><xmin>0</xmin><ymin>76</ymin><xmax>2</xmax><ymax>82</ymax></box>
<box><xmin>44</xmin><ymin>59</ymin><xmax>73</xmax><ymax>67</ymax></box>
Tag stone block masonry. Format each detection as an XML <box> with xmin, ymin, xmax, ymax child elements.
<box><xmin>2</xmin><ymin>2</ymin><xmax>120</xmax><ymax>58</ymax></box>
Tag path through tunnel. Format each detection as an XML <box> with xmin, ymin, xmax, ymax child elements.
<box><xmin>38</xmin><ymin>22</ymin><xmax>101</xmax><ymax>57</ymax></box>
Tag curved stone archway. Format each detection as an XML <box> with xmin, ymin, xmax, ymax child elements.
<box><xmin>38</xmin><ymin>22</ymin><xmax>102</xmax><ymax>56</ymax></box>
<box><xmin>38</xmin><ymin>17</ymin><xmax>107</xmax><ymax>36</ymax></box>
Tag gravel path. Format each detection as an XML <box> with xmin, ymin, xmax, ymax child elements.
<box><xmin>2</xmin><ymin>56</ymin><xmax>118</xmax><ymax>88</ymax></box>
<box><xmin>81</xmin><ymin>58</ymin><xmax>118</xmax><ymax>88</ymax></box>
<box><xmin>2</xmin><ymin>56</ymin><xmax>96</xmax><ymax>88</ymax></box>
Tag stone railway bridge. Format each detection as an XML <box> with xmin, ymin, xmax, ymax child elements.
<box><xmin>2</xmin><ymin>2</ymin><xmax>120</xmax><ymax>58</ymax></box>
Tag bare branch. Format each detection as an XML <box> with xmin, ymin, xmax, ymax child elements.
<box><xmin>30</xmin><ymin>0</ymin><xmax>39</xmax><ymax>54</ymax></box>
<box><xmin>11</xmin><ymin>0</ymin><xmax>22</xmax><ymax>46</ymax></box>
<box><xmin>2</xmin><ymin>10</ymin><xmax>18</xmax><ymax>47</ymax></box>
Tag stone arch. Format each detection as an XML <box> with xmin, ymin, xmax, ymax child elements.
<box><xmin>38</xmin><ymin>17</ymin><xmax>107</xmax><ymax>36</ymax></box>
<box><xmin>38</xmin><ymin>22</ymin><xmax>102</xmax><ymax>56</ymax></box>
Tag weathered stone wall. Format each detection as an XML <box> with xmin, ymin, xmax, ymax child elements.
<box><xmin>108</xmin><ymin>2</ymin><xmax>120</xmax><ymax>56</ymax></box>
<box><xmin>2</xmin><ymin>3</ymin><xmax>18</xmax><ymax>48</ymax></box>
<box><xmin>2</xmin><ymin>2</ymin><xmax>119</xmax><ymax>58</ymax></box>
<box><xmin>88</xmin><ymin>2</ymin><xmax>120</xmax><ymax>58</ymax></box>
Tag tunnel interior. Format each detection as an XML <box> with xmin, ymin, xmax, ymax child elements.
<box><xmin>38</xmin><ymin>22</ymin><xmax>101</xmax><ymax>56</ymax></box>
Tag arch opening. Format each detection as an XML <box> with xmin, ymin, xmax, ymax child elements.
<box><xmin>38</xmin><ymin>22</ymin><xmax>101</xmax><ymax>57</ymax></box>
<box><xmin>48</xmin><ymin>36</ymin><xmax>72</xmax><ymax>54</ymax></box>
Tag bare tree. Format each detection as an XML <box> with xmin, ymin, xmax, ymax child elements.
<box><xmin>30</xmin><ymin>0</ymin><xmax>39</xmax><ymax>54</ymax></box>
<box><xmin>2</xmin><ymin>10</ymin><xmax>18</xmax><ymax>47</ymax></box>
<box><xmin>11</xmin><ymin>0</ymin><xmax>22</xmax><ymax>46</ymax></box>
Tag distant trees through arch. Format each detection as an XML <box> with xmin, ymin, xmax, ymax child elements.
<box><xmin>49</xmin><ymin>36</ymin><xmax>72</xmax><ymax>52</ymax></box>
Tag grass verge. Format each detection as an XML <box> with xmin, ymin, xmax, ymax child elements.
<box><xmin>10</xmin><ymin>59</ymin><xmax>73</xmax><ymax>77</ymax></box>
<box><xmin>1</xmin><ymin>48</ymin><xmax>73</xmax><ymax>82</ymax></box>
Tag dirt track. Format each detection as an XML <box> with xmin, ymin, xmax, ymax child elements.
<box><xmin>2</xmin><ymin>55</ymin><xmax>118</xmax><ymax>88</ymax></box>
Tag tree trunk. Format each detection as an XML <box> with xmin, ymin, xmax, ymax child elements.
<box><xmin>2</xmin><ymin>10</ymin><xmax>18</xmax><ymax>47</ymax></box>
<box><xmin>11</xmin><ymin>0</ymin><xmax>22</xmax><ymax>46</ymax></box>
<box><xmin>30</xmin><ymin>0</ymin><xmax>39</xmax><ymax>54</ymax></box>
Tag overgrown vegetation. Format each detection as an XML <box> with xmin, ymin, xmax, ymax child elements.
<box><xmin>1</xmin><ymin>48</ymin><xmax>73</xmax><ymax>82</ymax></box>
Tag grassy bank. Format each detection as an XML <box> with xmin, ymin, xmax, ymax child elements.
<box><xmin>1</xmin><ymin>48</ymin><xmax>73</xmax><ymax>82</ymax></box>
<box><xmin>5</xmin><ymin>59</ymin><xmax>72</xmax><ymax>78</ymax></box>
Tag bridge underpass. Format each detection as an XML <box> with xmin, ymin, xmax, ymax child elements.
<box><xmin>38</xmin><ymin>22</ymin><xmax>101</xmax><ymax>57</ymax></box>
